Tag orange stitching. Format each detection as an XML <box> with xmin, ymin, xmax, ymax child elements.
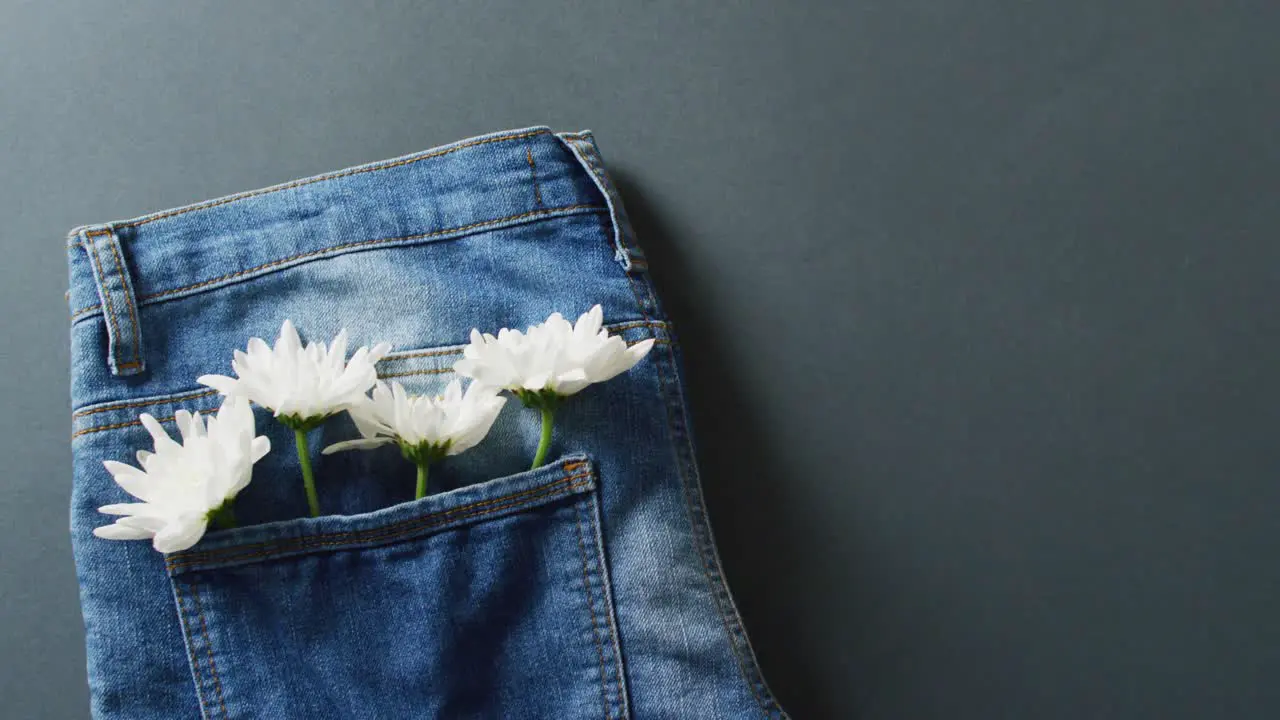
<box><xmin>105</xmin><ymin>231</ymin><xmax>143</xmax><ymax>365</ymax></box>
<box><xmin>608</xmin><ymin>319</ymin><xmax>660</xmax><ymax>333</ymax></box>
<box><xmin>562</xmin><ymin>461</ymin><xmax>587</xmax><ymax>473</ymax></box>
<box><xmin>378</xmin><ymin>367</ymin><xmax>454</xmax><ymax>379</ymax></box>
<box><xmin>68</xmin><ymin>202</ymin><xmax>610</xmax><ymax>321</ymax></box>
<box><xmin>72</xmin><ymin>413</ymin><xmax>176</xmax><ymax>439</ymax></box>
<box><xmin>383</xmin><ymin>347</ymin><xmax>463</xmax><ymax>361</ymax></box>
<box><xmin>526</xmin><ymin>146</ymin><xmax>544</xmax><ymax>207</ymax></box>
<box><xmin>167</xmin><ymin>475</ymin><xmax>588</xmax><ymax>567</ymax></box>
<box><xmin>572</xmin><ymin>494</ymin><xmax>612</xmax><ymax>718</ymax></box>
<box><xmin>72</xmin><ymin>389</ymin><xmax>218</xmax><ymax>419</ymax></box>
<box><xmin>189</xmin><ymin>583</ymin><xmax>230</xmax><ymax>719</ymax></box>
<box><xmin>137</xmin><ymin>204</ymin><xmax>602</xmax><ymax>302</ymax></box>
<box><xmin>383</xmin><ymin>321</ymin><xmax>657</xmax><ymax>361</ymax></box>
<box><xmin>379</xmin><ymin>343</ymin><xmax>659</xmax><ymax>379</ymax></box>
<box><xmin>71</xmin><ymin>319</ymin><xmax>665</xmax><ymax>430</ymax></box>
<box><xmin>596</xmin><ymin>502</ymin><xmax>629</xmax><ymax>716</ymax></box>
<box><xmin>73</xmin><ymin>353</ymin><xmax>627</xmax><ymax>437</ymax></box>
<box><xmin>167</xmin><ymin>479</ymin><xmax>592</xmax><ymax>570</ymax></box>
<box><xmin>170</xmin><ymin>582</ymin><xmax>209</xmax><ymax>711</ymax></box>
<box><xmin>83</xmin><ymin>232</ymin><xmax>125</xmax><ymax>369</ymax></box>
<box><xmin>167</xmin><ymin>470</ymin><xmax>591</xmax><ymax>568</ymax></box>
<box><xmin>121</xmin><ymin>130</ymin><xmax>549</xmax><ymax>228</ymax></box>
<box><xmin>72</xmin><ymin>334</ymin><xmax>662</xmax><ymax>436</ymax></box>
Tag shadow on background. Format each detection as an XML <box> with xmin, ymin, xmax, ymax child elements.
<box><xmin>613</xmin><ymin>171</ymin><xmax>841</xmax><ymax>719</ymax></box>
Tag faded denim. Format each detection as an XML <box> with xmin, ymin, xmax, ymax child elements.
<box><xmin>67</xmin><ymin>128</ymin><xmax>787</xmax><ymax>719</ymax></box>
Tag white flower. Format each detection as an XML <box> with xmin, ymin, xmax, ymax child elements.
<box><xmin>453</xmin><ymin>305</ymin><xmax>655</xmax><ymax>402</ymax></box>
<box><xmin>198</xmin><ymin>319</ymin><xmax>391</xmax><ymax>427</ymax></box>
<box><xmin>93</xmin><ymin>398</ymin><xmax>270</xmax><ymax>553</ymax></box>
<box><xmin>322</xmin><ymin>379</ymin><xmax>506</xmax><ymax>461</ymax></box>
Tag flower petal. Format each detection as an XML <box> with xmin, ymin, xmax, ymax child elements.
<box><xmin>152</xmin><ymin>515</ymin><xmax>208</xmax><ymax>553</ymax></box>
<box><xmin>94</xmin><ymin>394</ymin><xmax>270</xmax><ymax>552</ymax></box>
<box><xmin>138</xmin><ymin>413</ymin><xmax>177</xmax><ymax>450</ymax></box>
<box><xmin>197</xmin><ymin>374</ymin><xmax>239</xmax><ymax>396</ymax></box>
<box><xmin>97</xmin><ymin>502</ymin><xmax>150</xmax><ymax>516</ymax></box>
<box><xmin>250</xmin><ymin>436</ymin><xmax>271</xmax><ymax>463</ymax></box>
<box><xmin>322</xmin><ymin>437</ymin><xmax>395</xmax><ymax>454</ymax></box>
<box><xmin>93</xmin><ymin>522</ymin><xmax>154</xmax><ymax>541</ymax></box>
<box><xmin>368</xmin><ymin>342</ymin><xmax>393</xmax><ymax>363</ymax></box>
<box><xmin>277</xmin><ymin>319</ymin><xmax>302</xmax><ymax>354</ymax></box>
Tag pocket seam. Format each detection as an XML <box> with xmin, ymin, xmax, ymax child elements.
<box><xmin>71</xmin><ymin>321</ymin><xmax>665</xmax><ymax>435</ymax></box>
<box><xmin>167</xmin><ymin>454</ymin><xmax>628</xmax><ymax>719</ymax></box>
<box><xmin>167</xmin><ymin>461</ymin><xmax>594</xmax><ymax>572</ymax></box>
<box><xmin>172</xmin><ymin>579</ymin><xmax>231</xmax><ymax>719</ymax></box>
<box><xmin>572</xmin><ymin>487</ymin><xmax>619</xmax><ymax>719</ymax></box>
<box><xmin>171</xmin><ymin>581</ymin><xmax>212</xmax><ymax>717</ymax></box>
<box><xmin>190</xmin><ymin>582</ymin><xmax>231</xmax><ymax>720</ymax></box>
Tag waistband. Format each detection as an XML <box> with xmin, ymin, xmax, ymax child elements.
<box><xmin>67</xmin><ymin>127</ymin><xmax>616</xmax><ymax>373</ymax></box>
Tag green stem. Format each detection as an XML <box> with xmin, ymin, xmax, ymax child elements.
<box><xmin>212</xmin><ymin>502</ymin><xmax>237</xmax><ymax>530</ymax></box>
<box><xmin>295</xmin><ymin>428</ymin><xmax>320</xmax><ymax>517</ymax></box>
<box><xmin>531</xmin><ymin>406</ymin><xmax>555</xmax><ymax>470</ymax></box>
<box><xmin>415</xmin><ymin>461</ymin><xmax>430</xmax><ymax>500</ymax></box>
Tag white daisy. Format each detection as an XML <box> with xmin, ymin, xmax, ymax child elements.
<box><xmin>199</xmin><ymin>319</ymin><xmax>391</xmax><ymax>517</ymax></box>
<box><xmin>323</xmin><ymin>379</ymin><xmax>506</xmax><ymax>498</ymax></box>
<box><xmin>453</xmin><ymin>305</ymin><xmax>654</xmax><ymax>469</ymax></box>
<box><xmin>197</xmin><ymin>319</ymin><xmax>391</xmax><ymax>428</ymax></box>
<box><xmin>93</xmin><ymin>397</ymin><xmax>270</xmax><ymax>553</ymax></box>
<box><xmin>453</xmin><ymin>304</ymin><xmax>655</xmax><ymax>405</ymax></box>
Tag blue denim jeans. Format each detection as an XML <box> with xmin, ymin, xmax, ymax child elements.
<box><xmin>67</xmin><ymin>128</ymin><xmax>787</xmax><ymax>719</ymax></box>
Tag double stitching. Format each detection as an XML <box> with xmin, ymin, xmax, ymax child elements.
<box><xmin>139</xmin><ymin>205</ymin><xmax>602</xmax><ymax>302</ymax></box>
<box><xmin>571</xmin><ymin>491</ymin><xmax>614</xmax><ymax>719</ymax></box>
<box><xmin>72</xmin><ymin>331</ymin><xmax>666</xmax><ymax>435</ymax></box>
<box><xmin>120</xmin><ymin>129</ymin><xmax>549</xmax><ymax>229</ymax></box>
<box><xmin>167</xmin><ymin>476</ymin><xmax>590</xmax><ymax>569</ymax></box>
<box><xmin>167</xmin><ymin>461</ymin><xmax>597</xmax><ymax>718</ymax></box>
<box><xmin>608</xmin><ymin>319</ymin><xmax>663</xmax><ymax>334</ymax></box>
<box><xmin>379</xmin><ymin>322</ymin><xmax>663</xmax><ymax>363</ymax></box>
<box><xmin>166</xmin><ymin>470</ymin><xmax>592</xmax><ymax>570</ymax></box>
<box><xmin>378</xmin><ymin>341</ymin><xmax>665</xmax><ymax>381</ymax></box>
<box><xmin>378</xmin><ymin>367</ymin><xmax>454</xmax><ymax>379</ymax></box>
<box><xmin>171</xmin><ymin>582</ymin><xmax>210</xmax><ymax>715</ymax></box>
<box><xmin>73</xmin><ymin>414</ymin><xmax>177</xmax><ymax>438</ymax></box>
<box><xmin>70</xmin><ymin>204</ymin><xmax>606</xmax><ymax>318</ymax></box>
<box><xmin>105</xmin><ymin>234</ymin><xmax>143</xmax><ymax>367</ymax></box>
<box><xmin>387</xmin><ymin>347</ymin><xmax>464</xmax><ymax>361</ymax></box>
<box><xmin>188</xmin><ymin>582</ymin><xmax>230</xmax><ymax>719</ymax></box>
<box><xmin>72</xmin><ymin>389</ymin><xmax>218</xmax><ymax>419</ymax></box>
<box><xmin>590</xmin><ymin>493</ymin><xmax>629</xmax><ymax>715</ymax></box>
<box><xmin>83</xmin><ymin>231</ymin><xmax>140</xmax><ymax>370</ymax></box>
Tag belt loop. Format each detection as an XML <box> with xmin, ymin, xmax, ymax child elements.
<box><xmin>556</xmin><ymin>131</ymin><xmax>647</xmax><ymax>272</ymax></box>
<box><xmin>80</xmin><ymin>226</ymin><xmax>146</xmax><ymax>376</ymax></box>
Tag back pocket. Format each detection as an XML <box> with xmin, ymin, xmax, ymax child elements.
<box><xmin>164</xmin><ymin>455</ymin><xmax>629</xmax><ymax>720</ymax></box>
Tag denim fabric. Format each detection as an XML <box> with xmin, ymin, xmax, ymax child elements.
<box><xmin>67</xmin><ymin>128</ymin><xmax>787</xmax><ymax>719</ymax></box>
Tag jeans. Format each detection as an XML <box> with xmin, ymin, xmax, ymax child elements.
<box><xmin>67</xmin><ymin>128</ymin><xmax>787</xmax><ymax>719</ymax></box>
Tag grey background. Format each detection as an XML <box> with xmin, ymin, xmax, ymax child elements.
<box><xmin>4</xmin><ymin>1</ymin><xmax>1279</xmax><ymax>717</ymax></box>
